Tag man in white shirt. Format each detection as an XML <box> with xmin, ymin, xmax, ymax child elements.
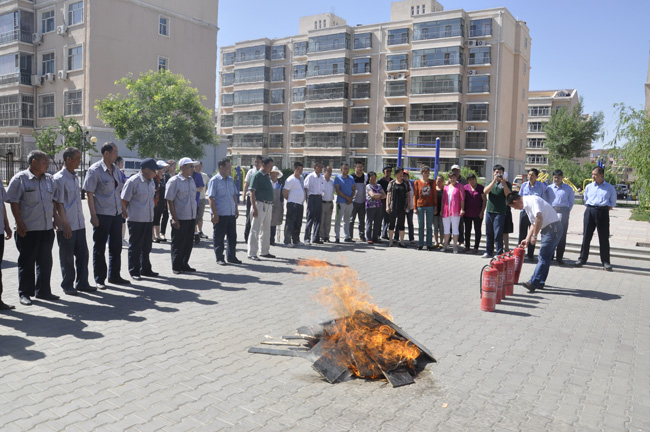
<box><xmin>507</xmin><ymin>192</ymin><xmax>562</xmax><ymax>293</ymax></box>
<box><xmin>319</xmin><ymin>165</ymin><xmax>335</xmax><ymax>242</ymax></box>
<box><xmin>243</xmin><ymin>155</ymin><xmax>263</xmax><ymax>243</ymax></box>
<box><xmin>303</xmin><ymin>162</ymin><xmax>324</xmax><ymax>244</ymax></box>
<box><xmin>283</xmin><ymin>162</ymin><xmax>305</xmax><ymax>247</ymax></box>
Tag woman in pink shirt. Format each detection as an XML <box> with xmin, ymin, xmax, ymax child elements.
<box><xmin>441</xmin><ymin>171</ymin><xmax>465</xmax><ymax>253</ymax></box>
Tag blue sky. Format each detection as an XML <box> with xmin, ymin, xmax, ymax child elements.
<box><xmin>217</xmin><ymin>0</ymin><xmax>650</xmax><ymax>148</ymax></box>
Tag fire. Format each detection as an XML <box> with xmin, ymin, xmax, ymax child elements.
<box><xmin>298</xmin><ymin>259</ymin><xmax>421</xmax><ymax>379</ymax></box>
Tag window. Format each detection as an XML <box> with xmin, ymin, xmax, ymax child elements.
<box><xmin>525</xmin><ymin>37</ymin><xmax>528</xmax><ymax>48</ymax></box>
<box><xmin>527</xmin><ymin>138</ymin><xmax>546</xmax><ymax>149</ymax></box>
<box><xmin>352</xmin><ymin>83</ymin><xmax>370</xmax><ymax>99</ymax></box>
<box><xmin>468</xmin><ymin>47</ymin><xmax>491</xmax><ymax>65</ymax></box>
<box><xmin>384</xmin><ymin>132</ymin><xmax>404</xmax><ymax>148</ymax></box>
<box><xmin>269</xmin><ymin>134</ymin><xmax>283</xmax><ymax>148</ymax></box>
<box><xmin>64</xmin><ymin>90</ymin><xmax>82</xmax><ymax>116</ymax></box>
<box><xmin>38</xmin><ymin>94</ymin><xmax>55</xmax><ymax>118</ymax></box>
<box><xmin>294</xmin><ymin>41</ymin><xmax>308</xmax><ymax>56</ymax></box>
<box><xmin>270</xmin><ymin>67</ymin><xmax>285</xmax><ymax>82</ymax></box>
<box><xmin>234</xmin><ymin>67</ymin><xmax>269</xmax><ymax>84</ymax></box>
<box><xmin>411</xmin><ymin>75</ymin><xmax>462</xmax><ymax>94</ymax></box>
<box><xmin>410</xmin><ymin>103</ymin><xmax>462</xmax><ymax>122</ymax></box>
<box><xmin>465</xmin><ymin>159</ymin><xmax>486</xmax><ymax>177</ymax></box>
<box><xmin>350</xmin><ymin>132</ymin><xmax>368</xmax><ymax>148</ymax></box>
<box><xmin>68</xmin><ymin>1</ymin><xmax>83</xmax><ymax>26</ymax></box>
<box><xmin>158</xmin><ymin>56</ymin><xmax>168</xmax><ymax>72</ymax></box>
<box><xmin>68</xmin><ymin>46</ymin><xmax>82</xmax><ymax>71</ymax></box>
<box><xmin>465</xmin><ymin>132</ymin><xmax>488</xmax><ymax>150</ymax></box>
<box><xmin>354</xmin><ymin>33</ymin><xmax>372</xmax><ymax>50</ymax></box>
<box><xmin>384</xmin><ymin>106</ymin><xmax>406</xmax><ymax>123</ymax></box>
<box><xmin>235</xmin><ymin>45</ymin><xmax>271</xmax><ymax>63</ymax></box>
<box><xmin>528</xmin><ymin>106</ymin><xmax>550</xmax><ymax>117</ymax></box>
<box><xmin>291</xmin><ymin>134</ymin><xmax>305</xmax><ymax>147</ymax></box>
<box><xmin>469</xmin><ymin>19</ymin><xmax>492</xmax><ymax>37</ymax></box>
<box><xmin>221</xmin><ymin>93</ymin><xmax>233</xmax><ymax>106</ymax></box>
<box><xmin>468</xmin><ymin>75</ymin><xmax>489</xmax><ymax>93</ymax></box>
<box><xmin>467</xmin><ymin>103</ymin><xmax>488</xmax><ymax>121</ymax></box>
<box><xmin>41</xmin><ymin>10</ymin><xmax>55</xmax><ymax>33</ymax></box>
<box><xmin>220</xmin><ymin>114</ymin><xmax>233</xmax><ymax>128</ymax></box>
<box><xmin>527</xmin><ymin>122</ymin><xmax>545</xmax><ymax>133</ymax></box>
<box><xmin>293</xmin><ymin>64</ymin><xmax>307</xmax><ymax>79</ymax></box>
<box><xmin>271</xmin><ymin>45</ymin><xmax>286</xmax><ymax>60</ymax></box>
<box><xmin>234</xmin><ymin>89</ymin><xmax>269</xmax><ymax>105</ymax></box>
<box><xmin>233</xmin><ymin>111</ymin><xmax>268</xmax><ymax>127</ymax></box>
<box><xmin>291</xmin><ymin>110</ymin><xmax>305</xmax><ymax>125</ymax></box>
<box><xmin>292</xmin><ymin>87</ymin><xmax>305</xmax><ymax>102</ymax></box>
<box><xmin>232</xmin><ymin>133</ymin><xmax>267</xmax><ymax>148</ymax></box>
<box><xmin>307</xmin><ymin>58</ymin><xmax>349</xmax><ymax>77</ymax></box>
<box><xmin>159</xmin><ymin>15</ymin><xmax>169</xmax><ymax>36</ymax></box>
<box><xmin>308</xmin><ymin>33</ymin><xmax>350</xmax><ymax>53</ymax></box>
<box><xmin>409</xmin><ymin>131</ymin><xmax>460</xmax><ymax>149</ymax></box>
<box><xmin>306</xmin><ymin>82</ymin><xmax>348</xmax><ymax>101</ymax></box>
<box><xmin>413</xmin><ymin>19</ymin><xmax>464</xmax><ymax>41</ymax></box>
<box><xmin>270</xmin><ymin>112</ymin><xmax>284</xmax><ymax>126</ymax></box>
<box><xmin>42</xmin><ymin>52</ymin><xmax>55</xmax><ymax>75</ymax></box>
<box><xmin>353</xmin><ymin>58</ymin><xmax>371</xmax><ymax>74</ymax></box>
<box><xmin>387</xmin><ymin>28</ymin><xmax>409</xmax><ymax>46</ymax></box>
<box><xmin>385</xmin><ymin>80</ymin><xmax>407</xmax><ymax>97</ymax></box>
<box><xmin>305</xmin><ymin>107</ymin><xmax>348</xmax><ymax>124</ymax></box>
<box><xmin>222</xmin><ymin>72</ymin><xmax>234</xmax><ymax>86</ymax></box>
<box><xmin>271</xmin><ymin>89</ymin><xmax>284</xmax><ymax>104</ymax></box>
<box><xmin>523</xmin><ymin>61</ymin><xmax>527</xmax><ymax>75</ymax></box>
<box><xmin>0</xmin><ymin>11</ymin><xmax>34</xmax><ymax>46</ymax></box>
<box><xmin>411</xmin><ymin>6</ymin><xmax>414</xmax><ymax>16</ymax></box>
<box><xmin>0</xmin><ymin>95</ymin><xmax>33</xmax><ymax>127</ymax></box>
<box><xmin>522</xmin><ymin>88</ymin><xmax>526</xmax><ymax>100</ymax></box>
<box><xmin>527</xmin><ymin>155</ymin><xmax>548</xmax><ymax>165</ymax></box>
<box><xmin>412</xmin><ymin>47</ymin><xmax>464</xmax><ymax>67</ymax></box>
<box><xmin>223</xmin><ymin>52</ymin><xmax>235</xmax><ymax>66</ymax></box>
<box><xmin>386</xmin><ymin>54</ymin><xmax>408</xmax><ymax>71</ymax></box>
<box><xmin>305</xmin><ymin>132</ymin><xmax>346</xmax><ymax>148</ymax></box>
<box><xmin>351</xmin><ymin>107</ymin><xmax>369</xmax><ymax>124</ymax></box>
<box><xmin>422</xmin><ymin>4</ymin><xmax>425</xmax><ymax>13</ymax></box>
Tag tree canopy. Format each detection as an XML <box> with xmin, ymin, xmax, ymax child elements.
<box><xmin>34</xmin><ymin>117</ymin><xmax>96</xmax><ymax>160</ymax></box>
<box><xmin>544</xmin><ymin>96</ymin><xmax>604</xmax><ymax>161</ymax></box>
<box><xmin>95</xmin><ymin>70</ymin><xmax>216</xmax><ymax>160</ymax></box>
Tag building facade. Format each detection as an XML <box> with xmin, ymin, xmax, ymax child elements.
<box><xmin>218</xmin><ymin>0</ymin><xmax>530</xmax><ymax>177</ymax></box>
<box><xmin>525</xmin><ymin>89</ymin><xmax>579</xmax><ymax>171</ymax></box>
<box><xmin>0</xmin><ymin>0</ymin><xmax>219</xmax><ymax>171</ymax></box>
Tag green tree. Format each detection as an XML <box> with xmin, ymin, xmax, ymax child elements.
<box><xmin>33</xmin><ymin>124</ymin><xmax>60</xmax><ymax>161</ymax></box>
<box><xmin>544</xmin><ymin>96</ymin><xmax>605</xmax><ymax>161</ymax></box>
<box><xmin>95</xmin><ymin>70</ymin><xmax>216</xmax><ymax>160</ymax></box>
<box><xmin>546</xmin><ymin>159</ymin><xmax>617</xmax><ymax>191</ymax></box>
<box><xmin>612</xmin><ymin>103</ymin><xmax>650</xmax><ymax>206</ymax></box>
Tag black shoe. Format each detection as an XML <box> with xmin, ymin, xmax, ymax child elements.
<box><xmin>522</xmin><ymin>281</ymin><xmax>539</xmax><ymax>293</ymax></box>
<box><xmin>248</xmin><ymin>256</ymin><xmax>260</xmax><ymax>261</ymax></box>
<box><xmin>19</xmin><ymin>296</ymin><xmax>32</xmax><ymax>306</ymax></box>
<box><xmin>556</xmin><ymin>259</ymin><xmax>565</xmax><ymax>266</ymax></box>
<box><xmin>0</xmin><ymin>301</ymin><xmax>15</xmax><ymax>310</ymax></box>
<box><xmin>172</xmin><ymin>269</ymin><xmax>183</xmax><ymax>275</ymax></box>
<box><xmin>228</xmin><ymin>258</ymin><xmax>243</xmax><ymax>265</ymax></box>
<box><xmin>131</xmin><ymin>275</ymin><xmax>142</xmax><ymax>281</ymax></box>
<box><xmin>183</xmin><ymin>267</ymin><xmax>197</xmax><ymax>272</ymax></box>
<box><xmin>334</xmin><ymin>239</ymin><xmax>340</xmax><ymax>243</ymax></box>
<box><xmin>313</xmin><ymin>240</ymin><xmax>323</xmax><ymax>244</ymax></box>
<box><xmin>260</xmin><ymin>253</ymin><xmax>276</xmax><ymax>258</ymax></box>
<box><xmin>63</xmin><ymin>288</ymin><xmax>78</xmax><ymax>296</ymax></box>
<box><xmin>322</xmin><ymin>238</ymin><xmax>329</xmax><ymax>243</ymax></box>
<box><xmin>603</xmin><ymin>263</ymin><xmax>613</xmax><ymax>272</ymax></box>
<box><xmin>108</xmin><ymin>277</ymin><xmax>131</xmax><ymax>285</ymax></box>
<box><xmin>77</xmin><ymin>285</ymin><xmax>97</xmax><ymax>293</ymax></box>
<box><xmin>217</xmin><ymin>260</ymin><xmax>227</xmax><ymax>266</ymax></box>
<box><xmin>417</xmin><ymin>246</ymin><xmax>423</xmax><ymax>250</ymax></box>
<box><xmin>574</xmin><ymin>260</ymin><xmax>585</xmax><ymax>267</ymax></box>
<box><xmin>35</xmin><ymin>293</ymin><xmax>60</xmax><ymax>301</ymax></box>
<box><xmin>141</xmin><ymin>271</ymin><xmax>159</xmax><ymax>277</ymax></box>
<box><xmin>344</xmin><ymin>238</ymin><xmax>354</xmax><ymax>243</ymax></box>
<box><xmin>397</xmin><ymin>243</ymin><xmax>407</xmax><ymax>248</ymax></box>
<box><xmin>360</xmin><ymin>237</ymin><xmax>366</xmax><ymax>242</ymax></box>
<box><xmin>194</xmin><ymin>234</ymin><xmax>200</xmax><ymax>244</ymax></box>
<box><xmin>427</xmin><ymin>246</ymin><xmax>435</xmax><ymax>251</ymax></box>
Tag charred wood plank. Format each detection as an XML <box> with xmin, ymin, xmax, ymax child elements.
<box><xmin>372</xmin><ymin>311</ymin><xmax>436</xmax><ymax>362</ymax></box>
<box><xmin>382</xmin><ymin>368</ymin><xmax>415</xmax><ymax>387</ymax></box>
<box><xmin>248</xmin><ymin>347</ymin><xmax>310</xmax><ymax>358</ymax></box>
<box><xmin>261</xmin><ymin>341</ymin><xmax>304</xmax><ymax>347</ymax></box>
<box><xmin>312</xmin><ymin>354</ymin><xmax>351</xmax><ymax>383</ymax></box>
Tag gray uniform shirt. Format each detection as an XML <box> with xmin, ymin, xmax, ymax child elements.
<box><xmin>165</xmin><ymin>174</ymin><xmax>197</xmax><ymax>220</ymax></box>
<box><xmin>83</xmin><ymin>160</ymin><xmax>123</xmax><ymax>216</ymax></box>
<box><xmin>6</xmin><ymin>169</ymin><xmax>55</xmax><ymax>231</ymax></box>
<box><xmin>121</xmin><ymin>172</ymin><xmax>155</xmax><ymax>223</ymax></box>
<box><xmin>53</xmin><ymin>168</ymin><xmax>85</xmax><ymax>231</ymax></box>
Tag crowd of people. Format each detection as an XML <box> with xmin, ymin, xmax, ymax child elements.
<box><xmin>0</xmin><ymin>147</ymin><xmax>618</xmax><ymax>310</ymax></box>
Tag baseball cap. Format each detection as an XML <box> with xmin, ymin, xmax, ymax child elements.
<box><xmin>178</xmin><ymin>157</ymin><xmax>199</xmax><ymax>167</ymax></box>
<box><xmin>156</xmin><ymin>160</ymin><xmax>169</xmax><ymax>169</ymax></box>
<box><xmin>451</xmin><ymin>164</ymin><xmax>461</xmax><ymax>170</ymax></box>
<box><xmin>140</xmin><ymin>158</ymin><xmax>158</xmax><ymax>172</ymax></box>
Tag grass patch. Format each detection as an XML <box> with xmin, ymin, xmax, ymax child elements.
<box><xmin>630</xmin><ymin>207</ymin><xmax>650</xmax><ymax>222</ymax></box>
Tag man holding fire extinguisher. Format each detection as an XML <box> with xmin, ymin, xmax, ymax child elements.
<box><xmin>506</xmin><ymin>192</ymin><xmax>562</xmax><ymax>293</ymax></box>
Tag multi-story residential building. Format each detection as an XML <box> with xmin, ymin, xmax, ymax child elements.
<box><xmin>0</xmin><ymin>0</ymin><xmax>219</xmax><ymax>171</ymax></box>
<box><xmin>525</xmin><ymin>89</ymin><xmax>580</xmax><ymax>171</ymax></box>
<box><xmin>217</xmin><ymin>0</ymin><xmax>530</xmax><ymax>177</ymax></box>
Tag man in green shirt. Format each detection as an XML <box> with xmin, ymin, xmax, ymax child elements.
<box><xmin>482</xmin><ymin>164</ymin><xmax>511</xmax><ymax>258</ymax></box>
<box><xmin>247</xmin><ymin>157</ymin><xmax>275</xmax><ymax>261</ymax></box>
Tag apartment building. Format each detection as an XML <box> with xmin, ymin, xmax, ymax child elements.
<box><xmin>525</xmin><ymin>89</ymin><xmax>579</xmax><ymax>170</ymax></box>
<box><xmin>0</xmin><ymin>0</ymin><xmax>218</xmax><ymax>170</ymax></box>
<box><xmin>217</xmin><ymin>0</ymin><xmax>531</xmax><ymax>177</ymax></box>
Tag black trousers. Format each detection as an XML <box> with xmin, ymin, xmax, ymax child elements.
<box><xmin>171</xmin><ymin>219</ymin><xmax>196</xmax><ymax>271</ymax></box>
<box><xmin>579</xmin><ymin>206</ymin><xmax>611</xmax><ymax>264</ymax></box>
<box><xmin>464</xmin><ymin>216</ymin><xmax>482</xmax><ymax>250</ymax></box>
<box><xmin>284</xmin><ymin>202</ymin><xmax>303</xmax><ymax>245</ymax></box>
<box><xmin>93</xmin><ymin>214</ymin><xmax>123</xmax><ymax>284</ymax></box>
<box><xmin>160</xmin><ymin>206</ymin><xmax>169</xmax><ymax>235</ymax></box>
<box><xmin>244</xmin><ymin>196</ymin><xmax>252</xmax><ymax>243</ymax></box>
<box><xmin>388</xmin><ymin>209</ymin><xmax>406</xmax><ymax>231</ymax></box>
<box><xmin>128</xmin><ymin>221</ymin><xmax>154</xmax><ymax>276</ymax></box>
<box><xmin>518</xmin><ymin>210</ymin><xmax>536</xmax><ymax>259</ymax></box>
<box><xmin>15</xmin><ymin>229</ymin><xmax>54</xmax><ymax>298</ymax></box>
<box><xmin>349</xmin><ymin>202</ymin><xmax>366</xmax><ymax>240</ymax></box>
<box><xmin>381</xmin><ymin>201</ymin><xmax>390</xmax><ymax>238</ymax></box>
<box><xmin>304</xmin><ymin>195</ymin><xmax>322</xmax><ymax>242</ymax></box>
<box><xmin>57</xmin><ymin>228</ymin><xmax>90</xmax><ymax>291</ymax></box>
<box><xmin>393</xmin><ymin>210</ymin><xmax>414</xmax><ymax>241</ymax></box>
<box><xmin>213</xmin><ymin>215</ymin><xmax>237</xmax><ymax>262</ymax></box>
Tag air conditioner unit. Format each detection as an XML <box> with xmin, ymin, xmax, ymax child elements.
<box><xmin>396</xmin><ymin>126</ymin><xmax>404</xmax><ymax>132</ymax></box>
<box><xmin>57</xmin><ymin>25</ymin><xmax>68</xmax><ymax>35</ymax></box>
<box><xmin>57</xmin><ymin>69</ymin><xmax>68</xmax><ymax>80</ymax></box>
<box><xmin>397</xmin><ymin>73</ymin><xmax>405</xmax><ymax>79</ymax></box>
<box><xmin>387</xmin><ymin>75</ymin><xmax>394</xmax><ymax>80</ymax></box>
<box><xmin>32</xmin><ymin>33</ymin><xmax>43</xmax><ymax>45</ymax></box>
<box><xmin>467</xmin><ymin>69</ymin><xmax>475</xmax><ymax>75</ymax></box>
<box><xmin>44</xmin><ymin>72</ymin><xmax>55</xmax><ymax>82</ymax></box>
<box><xmin>31</xmin><ymin>74</ymin><xmax>42</xmax><ymax>86</ymax></box>
<box><xmin>467</xmin><ymin>125</ymin><xmax>475</xmax><ymax>131</ymax></box>
<box><xmin>468</xmin><ymin>40</ymin><xmax>476</xmax><ymax>47</ymax></box>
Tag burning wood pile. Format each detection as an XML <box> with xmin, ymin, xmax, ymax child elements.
<box><xmin>249</xmin><ymin>260</ymin><xmax>435</xmax><ymax>387</ymax></box>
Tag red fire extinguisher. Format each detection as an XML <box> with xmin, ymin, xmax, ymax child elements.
<box><xmin>480</xmin><ymin>265</ymin><xmax>497</xmax><ymax>312</ymax></box>
<box><xmin>491</xmin><ymin>259</ymin><xmax>505</xmax><ymax>304</ymax></box>
<box><xmin>513</xmin><ymin>245</ymin><xmax>525</xmax><ymax>284</ymax></box>
<box><xmin>502</xmin><ymin>254</ymin><xmax>516</xmax><ymax>297</ymax></box>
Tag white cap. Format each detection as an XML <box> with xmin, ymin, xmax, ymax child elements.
<box><xmin>451</xmin><ymin>164</ymin><xmax>461</xmax><ymax>170</ymax></box>
<box><xmin>156</xmin><ymin>160</ymin><xmax>169</xmax><ymax>168</ymax></box>
<box><xmin>270</xmin><ymin>166</ymin><xmax>283</xmax><ymax>178</ymax></box>
<box><xmin>178</xmin><ymin>157</ymin><xmax>199</xmax><ymax>167</ymax></box>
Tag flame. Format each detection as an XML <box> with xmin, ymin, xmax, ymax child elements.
<box><xmin>299</xmin><ymin>259</ymin><xmax>421</xmax><ymax>379</ymax></box>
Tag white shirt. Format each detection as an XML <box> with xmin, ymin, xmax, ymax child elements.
<box><xmin>522</xmin><ymin>195</ymin><xmax>560</xmax><ymax>230</ymax></box>
<box><xmin>284</xmin><ymin>175</ymin><xmax>305</xmax><ymax>204</ymax></box>
<box><xmin>322</xmin><ymin>177</ymin><xmax>335</xmax><ymax>201</ymax></box>
<box><xmin>304</xmin><ymin>171</ymin><xmax>323</xmax><ymax>196</ymax></box>
<box><xmin>244</xmin><ymin>167</ymin><xmax>259</xmax><ymax>196</ymax></box>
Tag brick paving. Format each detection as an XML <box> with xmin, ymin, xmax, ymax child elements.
<box><xmin>0</xmin><ymin>203</ymin><xmax>649</xmax><ymax>431</ymax></box>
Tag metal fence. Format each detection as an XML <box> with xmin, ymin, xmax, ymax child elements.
<box><xmin>1</xmin><ymin>157</ymin><xmax>63</xmax><ymax>183</ymax></box>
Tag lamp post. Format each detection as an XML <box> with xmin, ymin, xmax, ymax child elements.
<box><xmin>68</xmin><ymin>124</ymin><xmax>97</xmax><ymax>199</ymax></box>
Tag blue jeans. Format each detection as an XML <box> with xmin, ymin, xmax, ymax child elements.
<box><xmin>417</xmin><ymin>206</ymin><xmax>433</xmax><ymax>247</ymax></box>
<box><xmin>485</xmin><ymin>212</ymin><xmax>505</xmax><ymax>256</ymax></box>
<box><xmin>530</xmin><ymin>221</ymin><xmax>563</xmax><ymax>286</ymax></box>
<box><xmin>57</xmin><ymin>228</ymin><xmax>90</xmax><ymax>291</ymax></box>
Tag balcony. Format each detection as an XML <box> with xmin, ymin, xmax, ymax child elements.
<box><xmin>0</xmin><ymin>29</ymin><xmax>32</xmax><ymax>46</ymax></box>
<box><xmin>0</xmin><ymin>72</ymin><xmax>31</xmax><ymax>86</ymax></box>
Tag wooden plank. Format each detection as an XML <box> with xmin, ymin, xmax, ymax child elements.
<box><xmin>261</xmin><ymin>341</ymin><xmax>303</xmax><ymax>347</ymax></box>
<box><xmin>248</xmin><ymin>347</ymin><xmax>310</xmax><ymax>358</ymax></box>
<box><xmin>382</xmin><ymin>368</ymin><xmax>415</xmax><ymax>387</ymax></box>
<box><xmin>372</xmin><ymin>311</ymin><xmax>436</xmax><ymax>362</ymax></box>
<box><xmin>312</xmin><ymin>354</ymin><xmax>351</xmax><ymax>383</ymax></box>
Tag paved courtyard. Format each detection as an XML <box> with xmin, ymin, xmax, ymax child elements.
<box><xmin>0</xmin><ymin>203</ymin><xmax>649</xmax><ymax>431</ymax></box>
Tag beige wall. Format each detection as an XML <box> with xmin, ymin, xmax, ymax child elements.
<box><xmin>298</xmin><ymin>13</ymin><xmax>347</xmax><ymax>34</ymax></box>
<box><xmin>390</xmin><ymin>0</ymin><xmax>444</xmax><ymax>22</ymax></box>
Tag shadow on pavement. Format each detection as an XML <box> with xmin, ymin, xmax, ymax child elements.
<box><xmin>499</xmin><ymin>300</ymin><xmax>538</xmax><ymax>309</ymax></box>
<box><xmin>0</xmin><ymin>311</ymin><xmax>103</xmax><ymax>341</ymax></box>
<box><xmin>492</xmin><ymin>309</ymin><xmax>533</xmax><ymax>317</ymax></box>
<box><xmin>0</xmin><ymin>335</ymin><xmax>46</xmax><ymax>361</ymax></box>
<box><xmin>539</xmin><ymin>286</ymin><xmax>622</xmax><ymax>301</ymax></box>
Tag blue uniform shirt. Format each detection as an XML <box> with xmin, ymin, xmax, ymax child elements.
<box><xmin>549</xmin><ymin>182</ymin><xmax>575</xmax><ymax>210</ymax></box>
<box><xmin>207</xmin><ymin>173</ymin><xmax>237</xmax><ymax>216</ymax></box>
<box><xmin>520</xmin><ymin>180</ymin><xmax>555</xmax><ymax>204</ymax></box>
<box><xmin>584</xmin><ymin>180</ymin><xmax>617</xmax><ymax>208</ymax></box>
<box><xmin>334</xmin><ymin>174</ymin><xmax>355</xmax><ymax>204</ymax></box>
